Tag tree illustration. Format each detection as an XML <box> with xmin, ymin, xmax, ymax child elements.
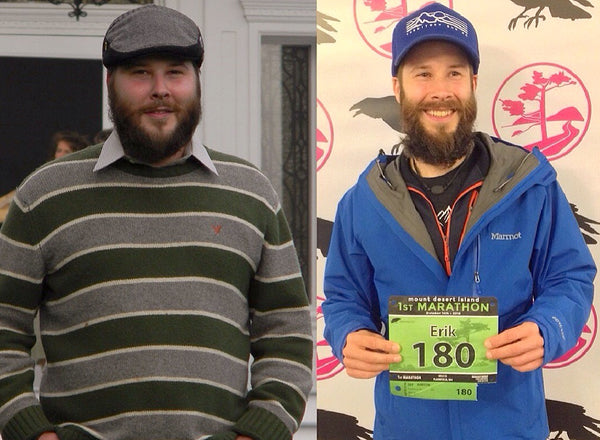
<box><xmin>455</xmin><ymin>320</ymin><xmax>491</xmax><ymax>343</ymax></box>
<box><xmin>499</xmin><ymin>70</ymin><xmax>584</xmax><ymax>156</ymax></box>
<box><xmin>501</xmin><ymin>71</ymin><xmax>575</xmax><ymax>138</ymax></box>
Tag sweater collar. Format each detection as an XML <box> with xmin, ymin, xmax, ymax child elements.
<box><xmin>93</xmin><ymin>130</ymin><xmax>218</xmax><ymax>175</ymax></box>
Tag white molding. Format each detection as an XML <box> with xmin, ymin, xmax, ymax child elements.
<box><xmin>239</xmin><ymin>0</ymin><xmax>317</xmax><ymax>314</ymax></box>
<box><xmin>239</xmin><ymin>0</ymin><xmax>315</xmax><ymax>23</ymax></box>
<box><xmin>0</xmin><ymin>1</ymin><xmax>166</xmax><ymax>36</ymax></box>
<box><xmin>244</xmin><ymin>1</ymin><xmax>315</xmax><ymax>168</ymax></box>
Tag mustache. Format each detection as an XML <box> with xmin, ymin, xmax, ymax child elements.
<box><xmin>417</xmin><ymin>99</ymin><xmax>462</xmax><ymax>111</ymax></box>
<box><xmin>138</xmin><ymin>100</ymin><xmax>179</xmax><ymax>113</ymax></box>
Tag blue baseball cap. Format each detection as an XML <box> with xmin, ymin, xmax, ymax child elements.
<box><xmin>391</xmin><ymin>2</ymin><xmax>479</xmax><ymax>76</ymax></box>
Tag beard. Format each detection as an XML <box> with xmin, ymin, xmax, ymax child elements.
<box><xmin>400</xmin><ymin>87</ymin><xmax>477</xmax><ymax>167</ymax></box>
<box><xmin>108</xmin><ymin>77</ymin><xmax>201</xmax><ymax>165</ymax></box>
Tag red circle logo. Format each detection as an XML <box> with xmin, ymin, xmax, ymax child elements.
<box><xmin>353</xmin><ymin>0</ymin><xmax>454</xmax><ymax>59</ymax></box>
<box><xmin>316</xmin><ymin>295</ymin><xmax>345</xmax><ymax>380</ymax></box>
<box><xmin>492</xmin><ymin>63</ymin><xmax>591</xmax><ymax>161</ymax></box>
<box><xmin>317</xmin><ymin>99</ymin><xmax>334</xmax><ymax>172</ymax></box>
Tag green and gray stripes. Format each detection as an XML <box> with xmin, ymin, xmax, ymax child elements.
<box><xmin>0</xmin><ymin>146</ymin><xmax>312</xmax><ymax>440</ymax></box>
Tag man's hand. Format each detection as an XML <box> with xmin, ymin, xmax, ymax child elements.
<box><xmin>484</xmin><ymin>321</ymin><xmax>544</xmax><ymax>372</ymax></box>
<box><xmin>235</xmin><ymin>437</ymin><xmax>253</xmax><ymax>440</ymax></box>
<box><xmin>342</xmin><ymin>329</ymin><xmax>401</xmax><ymax>379</ymax></box>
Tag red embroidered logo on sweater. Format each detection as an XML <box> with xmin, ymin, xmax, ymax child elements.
<box><xmin>212</xmin><ymin>225</ymin><xmax>222</xmax><ymax>234</ymax></box>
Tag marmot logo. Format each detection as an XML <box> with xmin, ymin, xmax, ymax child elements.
<box><xmin>491</xmin><ymin>232</ymin><xmax>522</xmax><ymax>240</ymax></box>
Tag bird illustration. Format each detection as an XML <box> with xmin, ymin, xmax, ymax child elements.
<box><xmin>317</xmin><ymin>11</ymin><xmax>340</xmax><ymax>45</ymax></box>
<box><xmin>349</xmin><ymin>95</ymin><xmax>405</xmax><ymax>153</ymax></box>
<box><xmin>317</xmin><ymin>217</ymin><xmax>334</xmax><ymax>258</ymax></box>
<box><xmin>317</xmin><ymin>409</ymin><xmax>373</xmax><ymax>440</ymax></box>
<box><xmin>509</xmin><ymin>0</ymin><xmax>594</xmax><ymax>30</ymax></box>
<box><xmin>349</xmin><ymin>95</ymin><xmax>403</xmax><ymax>133</ymax></box>
<box><xmin>570</xmin><ymin>203</ymin><xmax>600</xmax><ymax>245</ymax></box>
<box><xmin>546</xmin><ymin>399</ymin><xmax>600</xmax><ymax>439</ymax></box>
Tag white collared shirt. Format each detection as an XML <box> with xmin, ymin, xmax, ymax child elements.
<box><xmin>93</xmin><ymin>130</ymin><xmax>218</xmax><ymax>175</ymax></box>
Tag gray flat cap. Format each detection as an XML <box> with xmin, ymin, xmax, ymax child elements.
<box><xmin>102</xmin><ymin>5</ymin><xmax>204</xmax><ymax>68</ymax></box>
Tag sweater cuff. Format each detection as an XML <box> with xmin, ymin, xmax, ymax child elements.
<box><xmin>1</xmin><ymin>405</ymin><xmax>54</xmax><ymax>440</ymax></box>
<box><xmin>207</xmin><ymin>430</ymin><xmax>238</xmax><ymax>440</ymax></box>
<box><xmin>233</xmin><ymin>406</ymin><xmax>291</xmax><ymax>440</ymax></box>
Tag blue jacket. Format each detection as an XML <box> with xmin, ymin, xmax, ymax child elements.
<box><xmin>322</xmin><ymin>133</ymin><xmax>595</xmax><ymax>440</ymax></box>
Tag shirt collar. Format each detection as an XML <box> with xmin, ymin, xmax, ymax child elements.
<box><xmin>93</xmin><ymin>130</ymin><xmax>218</xmax><ymax>175</ymax></box>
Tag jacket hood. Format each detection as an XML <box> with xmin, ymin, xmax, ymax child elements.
<box><xmin>359</xmin><ymin>132</ymin><xmax>556</xmax><ymax>256</ymax></box>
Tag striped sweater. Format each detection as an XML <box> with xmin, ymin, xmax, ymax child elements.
<box><xmin>0</xmin><ymin>145</ymin><xmax>313</xmax><ymax>440</ymax></box>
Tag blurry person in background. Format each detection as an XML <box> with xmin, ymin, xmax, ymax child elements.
<box><xmin>49</xmin><ymin>130</ymin><xmax>89</xmax><ymax>160</ymax></box>
<box><xmin>93</xmin><ymin>128</ymin><xmax>113</xmax><ymax>145</ymax></box>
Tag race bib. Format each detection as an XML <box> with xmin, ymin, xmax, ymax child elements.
<box><xmin>388</xmin><ymin>295</ymin><xmax>498</xmax><ymax>401</ymax></box>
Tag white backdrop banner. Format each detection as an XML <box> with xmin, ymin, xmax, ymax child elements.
<box><xmin>316</xmin><ymin>1</ymin><xmax>600</xmax><ymax>439</ymax></box>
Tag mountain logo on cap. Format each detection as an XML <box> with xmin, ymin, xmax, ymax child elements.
<box><xmin>406</xmin><ymin>9</ymin><xmax>468</xmax><ymax>35</ymax></box>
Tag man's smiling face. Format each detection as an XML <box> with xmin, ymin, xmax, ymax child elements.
<box><xmin>393</xmin><ymin>40</ymin><xmax>478</xmax><ymax>166</ymax></box>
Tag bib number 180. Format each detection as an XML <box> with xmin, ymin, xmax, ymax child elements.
<box><xmin>412</xmin><ymin>341</ymin><xmax>476</xmax><ymax>369</ymax></box>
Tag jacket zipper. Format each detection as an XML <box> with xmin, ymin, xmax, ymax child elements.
<box><xmin>408</xmin><ymin>181</ymin><xmax>483</xmax><ymax>276</ymax></box>
<box><xmin>473</xmin><ymin>234</ymin><xmax>482</xmax><ymax>296</ymax></box>
<box><xmin>408</xmin><ymin>187</ymin><xmax>452</xmax><ymax>274</ymax></box>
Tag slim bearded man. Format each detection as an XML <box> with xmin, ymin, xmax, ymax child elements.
<box><xmin>322</xmin><ymin>3</ymin><xmax>595</xmax><ymax>439</ymax></box>
<box><xmin>0</xmin><ymin>5</ymin><xmax>312</xmax><ymax>440</ymax></box>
